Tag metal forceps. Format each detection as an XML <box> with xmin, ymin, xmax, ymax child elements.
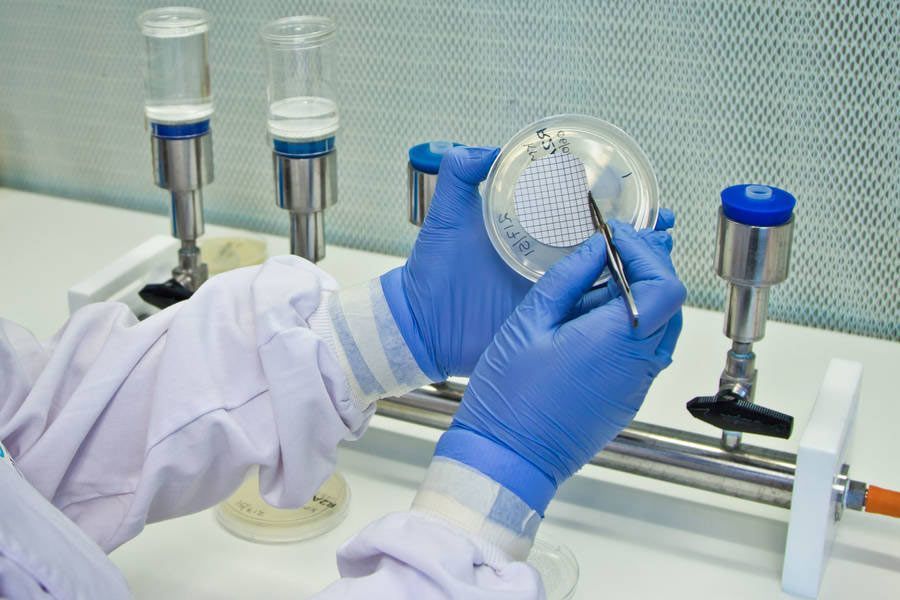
<box><xmin>587</xmin><ymin>191</ymin><xmax>639</xmax><ymax>327</ymax></box>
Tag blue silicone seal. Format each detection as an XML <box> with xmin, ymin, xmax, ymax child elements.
<box><xmin>151</xmin><ymin>120</ymin><xmax>210</xmax><ymax>139</ymax></box>
<box><xmin>273</xmin><ymin>136</ymin><xmax>335</xmax><ymax>159</ymax></box>
<box><xmin>721</xmin><ymin>184</ymin><xmax>796</xmax><ymax>227</ymax></box>
<box><xmin>408</xmin><ymin>141</ymin><xmax>463</xmax><ymax>174</ymax></box>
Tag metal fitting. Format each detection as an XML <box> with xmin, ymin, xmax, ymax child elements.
<box><xmin>844</xmin><ymin>479</ymin><xmax>868</xmax><ymax>512</ymax></box>
<box><xmin>173</xmin><ymin>241</ymin><xmax>208</xmax><ymax>292</ymax></box>
<box><xmin>720</xmin><ymin>349</ymin><xmax>757</xmax><ymax>392</ymax></box>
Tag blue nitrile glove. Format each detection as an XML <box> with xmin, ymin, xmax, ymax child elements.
<box><xmin>434</xmin><ymin>223</ymin><xmax>687</xmax><ymax>514</ymax></box>
<box><xmin>381</xmin><ymin>146</ymin><xmax>530</xmax><ymax>381</ymax></box>
<box><xmin>381</xmin><ymin>143</ymin><xmax>677</xmax><ymax>382</ymax></box>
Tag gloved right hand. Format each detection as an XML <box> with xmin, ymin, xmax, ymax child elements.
<box><xmin>434</xmin><ymin>224</ymin><xmax>686</xmax><ymax>513</ymax></box>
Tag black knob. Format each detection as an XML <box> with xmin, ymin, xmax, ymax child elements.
<box><xmin>686</xmin><ymin>389</ymin><xmax>793</xmax><ymax>439</ymax></box>
<box><xmin>139</xmin><ymin>278</ymin><xmax>193</xmax><ymax>310</ymax></box>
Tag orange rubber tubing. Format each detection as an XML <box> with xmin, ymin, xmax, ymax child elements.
<box><xmin>866</xmin><ymin>485</ymin><xmax>900</xmax><ymax>518</ymax></box>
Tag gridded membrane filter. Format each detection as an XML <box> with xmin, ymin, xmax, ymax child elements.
<box><xmin>514</xmin><ymin>153</ymin><xmax>594</xmax><ymax>248</ymax></box>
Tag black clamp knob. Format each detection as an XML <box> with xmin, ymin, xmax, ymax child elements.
<box><xmin>139</xmin><ymin>279</ymin><xmax>193</xmax><ymax>310</ymax></box>
<box><xmin>686</xmin><ymin>389</ymin><xmax>794</xmax><ymax>439</ymax></box>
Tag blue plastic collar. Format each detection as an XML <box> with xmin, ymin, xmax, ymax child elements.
<box><xmin>408</xmin><ymin>141</ymin><xmax>463</xmax><ymax>175</ymax></box>
<box><xmin>151</xmin><ymin>120</ymin><xmax>210</xmax><ymax>140</ymax></box>
<box><xmin>721</xmin><ymin>184</ymin><xmax>796</xmax><ymax>227</ymax></box>
<box><xmin>273</xmin><ymin>136</ymin><xmax>335</xmax><ymax>158</ymax></box>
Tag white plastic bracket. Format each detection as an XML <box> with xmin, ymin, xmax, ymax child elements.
<box><xmin>782</xmin><ymin>358</ymin><xmax>863</xmax><ymax>598</ymax></box>
<box><xmin>67</xmin><ymin>235</ymin><xmax>178</xmax><ymax>316</ymax></box>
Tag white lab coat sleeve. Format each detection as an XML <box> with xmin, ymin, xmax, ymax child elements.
<box><xmin>1</xmin><ymin>248</ymin><xmax>549</xmax><ymax>598</ymax></box>
<box><xmin>314</xmin><ymin>457</ymin><xmax>547</xmax><ymax>600</ymax></box>
<box><xmin>0</xmin><ymin>442</ymin><xmax>131</xmax><ymax>599</ymax></box>
<box><xmin>0</xmin><ymin>256</ymin><xmax>429</xmax><ymax>553</ymax></box>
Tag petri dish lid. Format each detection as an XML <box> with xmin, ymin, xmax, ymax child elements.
<box><xmin>200</xmin><ymin>237</ymin><xmax>268</xmax><ymax>276</ymax></box>
<box><xmin>527</xmin><ymin>536</ymin><xmax>579</xmax><ymax>600</ymax></box>
<box><xmin>483</xmin><ymin>114</ymin><xmax>659</xmax><ymax>284</ymax></box>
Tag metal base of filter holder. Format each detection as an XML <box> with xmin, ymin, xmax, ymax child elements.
<box><xmin>273</xmin><ymin>148</ymin><xmax>337</xmax><ymax>263</ymax></box>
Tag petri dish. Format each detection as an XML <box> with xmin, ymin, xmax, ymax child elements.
<box><xmin>216</xmin><ymin>470</ymin><xmax>350</xmax><ymax>543</ymax></box>
<box><xmin>528</xmin><ymin>536</ymin><xmax>580</xmax><ymax>600</ymax></box>
<box><xmin>483</xmin><ymin>114</ymin><xmax>659</xmax><ymax>284</ymax></box>
<box><xmin>200</xmin><ymin>236</ymin><xmax>268</xmax><ymax>276</ymax></box>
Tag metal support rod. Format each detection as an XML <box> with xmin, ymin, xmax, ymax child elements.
<box><xmin>376</xmin><ymin>384</ymin><xmax>865</xmax><ymax>513</ymax></box>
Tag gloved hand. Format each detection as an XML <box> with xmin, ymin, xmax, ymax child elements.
<box><xmin>382</xmin><ymin>144</ymin><xmax>676</xmax><ymax>382</ymax></box>
<box><xmin>381</xmin><ymin>146</ymin><xmax>531</xmax><ymax>381</ymax></box>
<box><xmin>434</xmin><ymin>223</ymin><xmax>686</xmax><ymax>513</ymax></box>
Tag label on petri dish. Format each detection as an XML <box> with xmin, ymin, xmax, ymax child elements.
<box><xmin>221</xmin><ymin>472</ymin><xmax>347</xmax><ymax>526</ymax></box>
<box><xmin>524</xmin><ymin>127</ymin><xmax>572</xmax><ymax>161</ymax></box>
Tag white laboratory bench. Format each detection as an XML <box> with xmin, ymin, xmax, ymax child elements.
<box><xmin>1</xmin><ymin>188</ymin><xmax>898</xmax><ymax>599</ymax></box>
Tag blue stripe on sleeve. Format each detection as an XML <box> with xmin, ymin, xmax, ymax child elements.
<box><xmin>329</xmin><ymin>295</ymin><xmax>385</xmax><ymax>397</ymax></box>
<box><xmin>368</xmin><ymin>280</ymin><xmax>424</xmax><ymax>388</ymax></box>
<box><xmin>489</xmin><ymin>487</ymin><xmax>542</xmax><ymax>537</ymax></box>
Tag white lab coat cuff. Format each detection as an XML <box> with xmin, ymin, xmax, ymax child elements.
<box><xmin>311</xmin><ymin>278</ymin><xmax>430</xmax><ymax>412</ymax></box>
<box><xmin>412</xmin><ymin>457</ymin><xmax>541</xmax><ymax>563</ymax></box>
<box><xmin>307</xmin><ymin>296</ymin><xmax>358</xmax><ymax>405</ymax></box>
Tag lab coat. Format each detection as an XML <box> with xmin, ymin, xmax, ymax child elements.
<box><xmin>0</xmin><ymin>256</ymin><xmax>544</xmax><ymax>599</ymax></box>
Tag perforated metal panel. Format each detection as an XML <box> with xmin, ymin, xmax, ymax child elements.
<box><xmin>0</xmin><ymin>1</ymin><xmax>896</xmax><ymax>339</ymax></box>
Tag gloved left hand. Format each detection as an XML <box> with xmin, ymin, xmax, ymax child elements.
<box><xmin>381</xmin><ymin>146</ymin><xmax>532</xmax><ymax>381</ymax></box>
<box><xmin>382</xmin><ymin>145</ymin><xmax>676</xmax><ymax>382</ymax></box>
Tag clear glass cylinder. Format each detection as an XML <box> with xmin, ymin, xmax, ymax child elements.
<box><xmin>138</xmin><ymin>7</ymin><xmax>213</xmax><ymax>124</ymax></box>
<box><xmin>261</xmin><ymin>16</ymin><xmax>339</xmax><ymax>142</ymax></box>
